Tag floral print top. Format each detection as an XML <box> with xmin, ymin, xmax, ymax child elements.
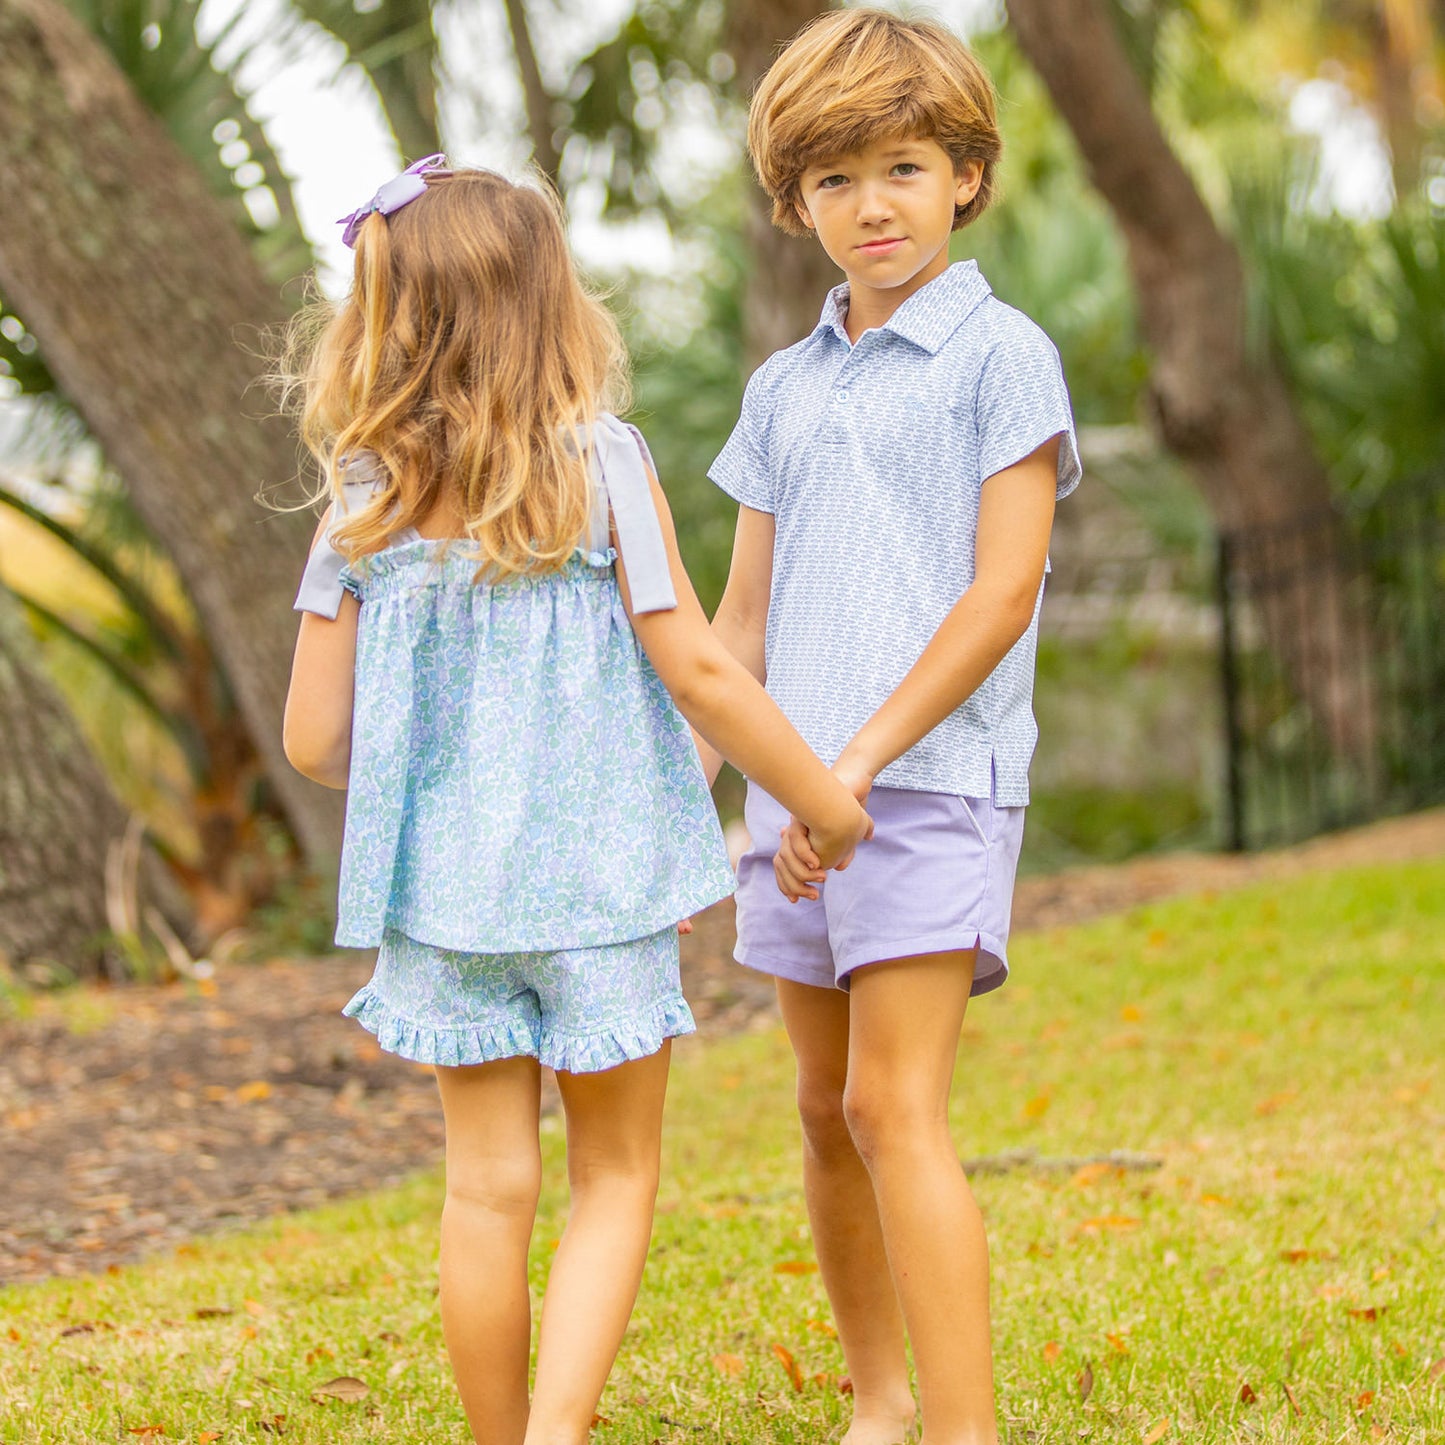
<box><xmin>296</xmin><ymin>418</ymin><xmax>736</xmax><ymax>952</ymax></box>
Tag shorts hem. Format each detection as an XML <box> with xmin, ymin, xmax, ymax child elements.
<box><xmin>343</xmin><ymin>986</ymin><xmax>695</xmax><ymax>1073</ymax></box>
<box><xmin>840</xmin><ymin>928</ymin><xmax>1010</xmax><ymax>999</ymax></box>
<box><xmin>734</xmin><ymin>944</ymin><xmax>835</xmax><ymax>990</ymax></box>
<box><xmin>736</xmin><ymin>929</ymin><xmax>1010</xmax><ymax>998</ymax></box>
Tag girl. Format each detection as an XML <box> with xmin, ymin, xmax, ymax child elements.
<box><xmin>702</xmin><ymin>12</ymin><xmax>1082</xmax><ymax>1445</ymax></box>
<box><xmin>280</xmin><ymin>158</ymin><xmax>870</xmax><ymax>1445</ymax></box>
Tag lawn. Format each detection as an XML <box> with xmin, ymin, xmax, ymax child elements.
<box><xmin>2</xmin><ymin>859</ymin><xmax>1442</xmax><ymax>1443</ymax></box>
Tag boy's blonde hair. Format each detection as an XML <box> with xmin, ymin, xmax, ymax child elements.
<box><xmin>748</xmin><ymin>8</ymin><xmax>1001</xmax><ymax>237</ymax></box>
<box><xmin>283</xmin><ymin>169</ymin><xmax>629</xmax><ymax>581</ymax></box>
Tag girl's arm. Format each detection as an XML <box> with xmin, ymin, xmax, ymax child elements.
<box><xmin>775</xmin><ymin>436</ymin><xmax>1060</xmax><ymax>897</ymax></box>
<box><xmin>283</xmin><ymin>512</ymin><xmax>358</xmax><ymax>791</ymax></box>
<box><xmin>618</xmin><ymin>473</ymin><xmax>869</xmax><ymax>871</ymax></box>
<box><xmin>693</xmin><ymin>504</ymin><xmax>775</xmax><ymax>786</ymax></box>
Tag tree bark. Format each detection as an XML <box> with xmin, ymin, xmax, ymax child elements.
<box><xmin>0</xmin><ymin>589</ymin><xmax>134</xmax><ymax>975</ymax></box>
<box><xmin>1006</xmin><ymin>0</ymin><xmax>1374</xmax><ymax>757</ymax></box>
<box><xmin>724</xmin><ymin>0</ymin><xmax>841</xmax><ymax>367</ymax></box>
<box><xmin>0</xmin><ymin>0</ymin><xmax>343</xmax><ymax>865</ymax></box>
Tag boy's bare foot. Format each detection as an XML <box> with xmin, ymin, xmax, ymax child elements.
<box><xmin>840</xmin><ymin>1396</ymin><xmax>917</xmax><ymax>1445</ymax></box>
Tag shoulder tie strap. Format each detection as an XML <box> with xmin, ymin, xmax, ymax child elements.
<box><xmin>592</xmin><ymin>414</ymin><xmax>677</xmax><ymax>615</ymax></box>
<box><xmin>292</xmin><ymin>455</ymin><xmax>386</xmax><ymax>620</ymax></box>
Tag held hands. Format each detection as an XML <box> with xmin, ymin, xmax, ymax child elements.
<box><xmin>773</xmin><ymin>753</ymin><xmax>876</xmax><ymax>904</ymax></box>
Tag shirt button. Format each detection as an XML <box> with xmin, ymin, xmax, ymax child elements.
<box><xmin>836</xmin><ymin>390</ymin><xmax>849</xmax><ymax>403</ymax></box>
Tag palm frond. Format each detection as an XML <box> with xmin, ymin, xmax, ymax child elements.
<box><xmin>0</xmin><ymin>482</ymin><xmax>187</xmax><ymax>660</ymax></box>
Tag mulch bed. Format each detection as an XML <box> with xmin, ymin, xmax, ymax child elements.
<box><xmin>4</xmin><ymin>807</ymin><xmax>1442</xmax><ymax>1287</ymax></box>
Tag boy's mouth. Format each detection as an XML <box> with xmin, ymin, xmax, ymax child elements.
<box><xmin>856</xmin><ymin>236</ymin><xmax>905</xmax><ymax>256</ymax></box>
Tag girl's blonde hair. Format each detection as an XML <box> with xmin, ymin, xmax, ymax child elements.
<box><xmin>284</xmin><ymin>168</ymin><xmax>629</xmax><ymax>580</ymax></box>
<box><xmin>748</xmin><ymin>8</ymin><xmax>1001</xmax><ymax>236</ymax></box>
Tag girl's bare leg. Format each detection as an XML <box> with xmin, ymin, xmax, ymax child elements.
<box><xmin>847</xmin><ymin>950</ymin><xmax>995</xmax><ymax>1445</ymax></box>
<box><xmin>775</xmin><ymin>980</ymin><xmax>916</xmax><ymax>1445</ymax></box>
<box><xmin>524</xmin><ymin>1043</ymin><xmax>672</xmax><ymax>1445</ymax></box>
<box><xmin>434</xmin><ymin>1056</ymin><xmax>544</xmax><ymax>1445</ymax></box>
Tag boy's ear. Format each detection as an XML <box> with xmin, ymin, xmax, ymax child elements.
<box><xmin>953</xmin><ymin>158</ymin><xmax>985</xmax><ymax>209</ymax></box>
<box><xmin>793</xmin><ymin>198</ymin><xmax>816</xmax><ymax>231</ymax></box>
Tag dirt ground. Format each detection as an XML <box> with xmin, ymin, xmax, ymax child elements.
<box><xmin>3</xmin><ymin>806</ymin><xmax>1442</xmax><ymax>1287</ymax></box>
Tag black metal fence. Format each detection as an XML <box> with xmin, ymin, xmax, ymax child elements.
<box><xmin>1216</xmin><ymin>478</ymin><xmax>1445</xmax><ymax>850</ymax></box>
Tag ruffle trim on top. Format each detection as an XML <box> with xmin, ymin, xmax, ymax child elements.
<box><xmin>341</xmin><ymin>985</ymin><xmax>696</xmax><ymax>1074</ymax></box>
<box><xmin>340</xmin><ymin>540</ymin><xmax>617</xmax><ymax>599</ymax></box>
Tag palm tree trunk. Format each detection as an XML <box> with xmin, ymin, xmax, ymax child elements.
<box><xmin>0</xmin><ymin>0</ymin><xmax>343</xmax><ymax>865</ymax></box>
<box><xmin>1006</xmin><ymin>0</ymin><xmax>1375</xmax><ymax>759</ymax></box>
<box><xmin>0</xmin><ymin>589</ymin><xmax>133</xmax><ymax>975</ymax></box>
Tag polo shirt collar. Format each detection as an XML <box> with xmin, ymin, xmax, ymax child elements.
<box><xmin>812</xmin><ymin>260</ymin><xmax>993</xmax><ymax>354</ymax></box>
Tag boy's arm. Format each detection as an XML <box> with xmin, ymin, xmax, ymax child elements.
<box><xmin>284</xmin><ymin>510</ymin><xmax>358</xmax><ymax>791</ymax></box>
<box><xmin>775</xmin><ymin>436</ymin><xmax>1059</xmax><ymax>897</ymax></box>
<box><xmin>693</xmin><ymin>504</ymin><xmax>775</xmax><ymax>786</ymax></box>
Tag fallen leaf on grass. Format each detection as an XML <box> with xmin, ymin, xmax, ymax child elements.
<box><xmin>774</xmin><ymin>1261</ymin><xmax>818</xmax><ymax>1276</ymax></box>
<box><xmin>806</xmin><ymin>1318</ymin><xmax>837</xmax><ymax>1338</ymax></box>
<box><xmin>1077</xmin><ymin>1215</ymin><xmax>1141</xmax><ymax>1234</ymax></box>
<box><xmin>1143</xmin><ymin>1419</ymin><xmax>1171</xmax><ymax>1444</ymax></box>
<box><xmin>198</xmin><ymin>1434</ymin><xmax>222</xmax><ymax>1443</ymax></box>
<box><xmin>1119</xmin><ymin>1004</ymin><xmax>1143</xmax><ymax>1023</ymax></box>
<box><xmin>1070</xmin><ymin>1162</ymin><xmax>1121</xmax><ymax>1189</ymax></box>
<box><xmin>1255</xmin><ymin>1091</ymin><xmax>1297</xmax><ymax>1116</ymax></box>
<box><xmin>310</xmin><ymin>1377</ymin><xmax>368</xmax><ymax>1403</ymax></box>
<box><xmin>5</xmin><ymin>1328</ymin><xmax>21</xmax><ymax>1343</ymax></box>
<box><xmin>1238</xmin><ymin>1382</ymin><xmax>1257</xmax><ymax>1404</ymax></box>
<box><xmin>1279</xmin><ymin>1248</ymin><xmax>1336</xmax><ymax>1263</ymax></box>
<box><xmin>193</xmin><ymin>1307</ymin><xmax>233</xmax><ymax>1320</ymax></box>
<box><xmin>235</xmin><ymin>1081</ymin><xmax>271</xmax><ymax>1103</ymax></box>
<box><xmin>1354</xmin><ymin>1392</ymin><xmax>1376</xmax><ymax>1410</ymax></box>
<box><xmin>711</xmin><ymin>1354</ymin><xmax>744</xmax><ymax>1376</ymax></box>
<box><xmin>1105</xmin><ymin>1333</ymin><xmax>1129</xmax><ymax>1355</ymax></box>
<box><xmin>305</xmin><ymin>1345</ymin><xmax>335</xmax><ymax>1364</ymax></box>
<box><xmin>242</xmin><ymin>1299</ymin><xmax>265</xmax><ymax>1318</ymax></box>
<box><xmin>1283</xmin><ymin>1382</ymin><xmax>1302</xmax><ymax>1416</ymax></box>
<box><xmin>1429</xmin><ymin>1357</ymin><xmax>1445</xmax><ymax>1384</ymax></box>
<box><xmin>258</xmin><ymin>1415</ymin><xmax>286</xmax><ymax>1434</ymax></box>
<box><xmin>838</xmin><ymin>1376</ymin><xmax>853</xmax><ymax>1395</ymax></box>
<box><xmin>1023</xmin><ymin>1092</ymin><xmax>1052</xmax><ymax>1120</ymax></box>
<box><xmin>771</xmin><ymin>1343</ymin><xmax>804</xmax><ymax>1392</ymax></box>
<box><xmin>1042</xmin><ymin>1341</ymin><xmax>1061</xmax><ymax>1364</ymax></box>
<box><xmin>1349</xmin><ymin>1306</ymin><xmax>1385</xmax><ymax>1322</ymax></box>
<box><xmin>590</xmin><ymin>1413</ymin><xmax>611</xmax><ymax>1427</ymax></box>
<box><xmin>1077</xmin><ymin>1361</ymin><xmax>1094</xmax><ymax>1403</ymax></box>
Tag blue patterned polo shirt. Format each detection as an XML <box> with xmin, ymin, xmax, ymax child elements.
<box><xmin>708</xmin><ymin>260</ymin><xmax>1081</xmax><ymax>806</ymax></box>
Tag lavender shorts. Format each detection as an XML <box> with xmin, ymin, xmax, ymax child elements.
<box><xmin>734</xmin><ymin>782</ymin><xmax>1025</xmax><ymax>995</ymax></box>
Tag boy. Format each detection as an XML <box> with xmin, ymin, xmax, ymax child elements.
<box><xmin>701</xmin><ymin>10</ymin><xmax>1082</xmax><ymax>1445</ymax></box>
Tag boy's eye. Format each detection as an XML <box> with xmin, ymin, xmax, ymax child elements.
<box><xmin>817</xmin><ymin>174</ymin><xmax>848</xmax><ymax>189</ymax></box>
<box><xmin>893</xmin><ymin>163</ymin><xmax>920</xmax><ymax>177</ymax></box>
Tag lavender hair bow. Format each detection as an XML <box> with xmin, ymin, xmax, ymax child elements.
<box><xmin>337</xmin><ymin>153</ymin><xmax>449</xmax><ymax>248</ymax></box>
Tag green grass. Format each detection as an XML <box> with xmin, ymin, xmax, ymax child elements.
<box><xmin>3</xmin><ymin>861</ymin><xmax>1443</xmax><ymax>1443</ymax></box>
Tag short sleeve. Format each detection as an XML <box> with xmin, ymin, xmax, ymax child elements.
<box><xmin>975</xmin><ymin>323</ymin><xmax>1082</xmax><ymax>500</ymax></box>
<box><xmin>293</xmin><ymin>465</ymin><xmax>385</xmax><ymax>619</ymax></box>
<box><xmin>707</xmin><ymin>359</ymin><xmax>778</xmax><ymax>513</ymax></box>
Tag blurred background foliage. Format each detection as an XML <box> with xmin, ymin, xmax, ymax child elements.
<box><xmin>1</xmin><ymin>0</ymin><xmax>1442</xmax><ymax>971</ymax></box>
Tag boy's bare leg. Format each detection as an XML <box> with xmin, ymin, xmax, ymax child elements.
<box><xmin>847</xmin><ymin>950</ymin><xmax>996</xmax><ymax>1445</ymax></box>
<box><xmin>775</xmin><ymin>980</ymin><xmax>916</xmax><ymax>1445</ymax></box>
<box><xmin>525</xmin><ymin>1044</ymin><xmax>672</xmax><ymax>1445</ymax></box>
<box><xmin>434</xmin><ymin>1056</ymin><xmax>544</xmax><ymax>1445</ymax></box>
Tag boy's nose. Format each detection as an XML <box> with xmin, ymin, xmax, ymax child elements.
<box><xmin>855</xmin><ymin>184</ymin><xmax>894</xmax><ymax>224</ymax></box>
